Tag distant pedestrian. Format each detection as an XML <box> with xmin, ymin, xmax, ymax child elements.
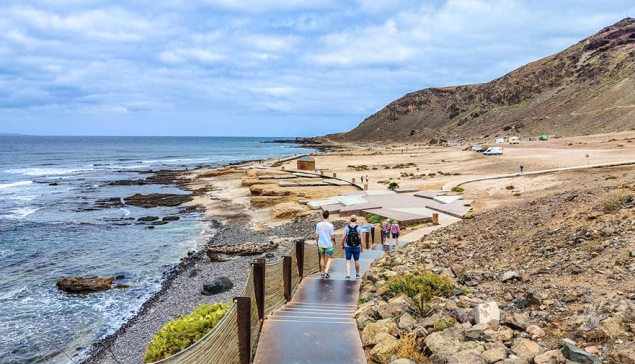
<box><xmin>381</xmin><ymin>219</ymin><xmax>391</xmax><ymax>245</ymax></box>
<box><xmin>342</xmin><ymin>215</ymin><xmax>364</xmax><ymax>280</ymax></box>
<box><xmin>391</xmin><ymin>220</ymin><xmax>401</xmax><ymax>244</ymax></box>
<box><xmin>361</xmin><ymin>175</ymin><xmax>364</xmax><ymax>183</ymax></box>
<box><xmin>365</xmin><ymin>175</ymin><xmax>369</xmax><ymax>183</ymax></box>
<box><xmin>520</xmin><ymin>165</ymin><xmax>524</xmax><ymax>174</ymax></box>
<box><xmin>315</xmin><ymin>210</ymin><xmax>335</xmax><ymax>279</ymax></box>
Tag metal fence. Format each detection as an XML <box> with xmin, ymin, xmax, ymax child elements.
<box><xmin>150</xmin><ymin>239</ymin><xmax>315</xmax><ymax>364</ymax></box>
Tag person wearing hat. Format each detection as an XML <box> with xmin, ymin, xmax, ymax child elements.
<box><xmin>341</xmin><ymin>215</ymin><xmax>364</xmax><ymax>280</ymax></box>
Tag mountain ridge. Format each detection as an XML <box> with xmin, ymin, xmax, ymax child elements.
<box><xmin>328</xmin><ymin>18</ymin><xmax>635</xmax><ymax>143</ymax></box>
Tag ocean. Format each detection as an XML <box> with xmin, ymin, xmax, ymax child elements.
<box><xmin>0</xmin><ymin>136</ymin><xmax>313</xmax><ymax>363</ymax></box>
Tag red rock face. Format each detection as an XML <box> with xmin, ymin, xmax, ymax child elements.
<box><xmin>330</xmin><ymin>18</ymin><xmax>635</xmax><ymax>142</ymax></box>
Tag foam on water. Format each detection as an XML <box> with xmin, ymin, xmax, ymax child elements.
<box><xmin>4</xmin><ymin>168</ymin><xmax>92</xmax><ymax>177</ymax></box>
<box><xmin>0</xmin><ymin>180</ymin><xmax>33</xmax><ymax>189</ymax></box>
<box><xmin>0</xmin><ymin>207</ymin><xmax>41</xmax><ymax>220</ymax></box>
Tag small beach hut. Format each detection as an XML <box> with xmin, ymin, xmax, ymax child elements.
<box><xmin>297</xmin><ymin>156</ymin><xmax>315</xmax><ymax>171</ymax></box>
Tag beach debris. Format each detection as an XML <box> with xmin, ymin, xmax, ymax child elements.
<box><xmin>205</xmin><ymin>241</ymin><xmax>279</xmax><ymax>259</ymax></box>
<box><xmin>201</xmin><ymin>277</ymin><xmax>233</xmax><ymax>296</ymax></box>
<box><xmin>56</xmin><ymin>276</ymin><xmax>114</xmax><ymax>293</ymax></box>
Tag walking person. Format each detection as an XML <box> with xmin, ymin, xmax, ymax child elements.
<box><xmin>341</xmin><ymin>215</ymin><xmax>364</xmax><ymax>280</ymax></box>
<box><xmin>520</xmin><ymin>165</ymin><xmax>524</xmax><ymax>174</ymax></box>
<box><xmin>315</xmin><ymin>210</ymin><xmax>335</xmax><ymax>279</ymax></box>
<box><xmin>391</xmin><ymin>220</ymin><xmax>401</xmax><ymax>244</ymax></box>
<box><xmin>361</xmin><ymin>175</ymin><xmax>364</xmax><ymax>184</ymax></box>
<box><xmin>381</xmin><ymin>218</ymin><xmax>391</xmax><ymax>245</ymax></box>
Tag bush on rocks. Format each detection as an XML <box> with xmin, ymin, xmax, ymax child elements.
<box><xmin>144</xmin><ymin>303</ymin><xmax>230</xmax><ymax>363</ymax></box>
<box><xmin>599</xmin><ymin>188</ymin><xmax>632</xmax><ymax>213</ymax></box>
<box><xmin>388</xmin><ymin>272</ymin><xmax>453</xmax><ymax>315</ymax></box>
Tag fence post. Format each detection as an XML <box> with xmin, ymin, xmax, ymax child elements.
<box><xmin>364</xmin><ymin>231</ymin><xmax>370</xmax><ymax>249</ymax></box>
<box><xmin>253</xmin><ymin>259</ymin><xmax>265</xmax><ymax>321</ymax></box>
<box><xmin>352</xmin><ymin>178</ymin><xmax>356</xmax><ymax>184</ymax></box>
<box><xmin>283</xmin><ymin>256</ymin><xmax>292</xmax><ymax>302</ymax></box>
<box><xmin>333</xmin><ymin>172</ymin><xmax>337</xmax><ymax>178</ymax></box>
<box><xmin>432</xmin><ymin>213</ymin><xmax>439</xmax><ymax>225</ymax></box>
<box><xmin>370</xmin><ymin>226</ymin><xmax>376</xmax><ymax>245</ymax></box>
<box><xmin>235</xmin><ymin>297</ymin><xmax>251</xmax><ymax>364</ymax></box>
<box><xmin>364</xmin><ymin>184</ymin><xmax>368</xmax><ymax>190</ymax></box>
<box><xmin>295</xmin><ymin>239</ymin><xmax>305</xmax><ymax>278</ymax></box>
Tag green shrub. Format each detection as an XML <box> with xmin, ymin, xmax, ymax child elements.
<box><xmin>365</xmin><ymin>213</ymin><xmax>383</xmax><ymax>224</ymax></box>
<box><xmin>433</xmin><ymin>317</ymin><xmax>456</xmax><ymax>332</ymax></box>
<box><xmin>271</xmin><ymin>162</ymin><xmax>282</xmax><ymax>167</ymax></box>
<box><xmin>505</xmin><ymin>185</ymin><xmax>515</xmax><ymax>190</ymax></box>
<box><xmin>387</xmin><ymin>272</ymin><xmax>453</xmax><ymax>303</ymax></box>
<box><xmin>144</xmin><ymin>303</ymin><xmax>230</xmax><ymax>363</ymax></box>
<box><xmin>388</xmin><ymin>182</ymin><xmax>400</xmax><ymax>190</ymax></box>
<box><xmin>605</xmin><ymin>175</ymin><xmax>617</xmax><ymax>180</ymax></box>
<box><xmin>451</xmin><ymin>186</ymin><xmax>464</xmax><ymax>192</ymax></box>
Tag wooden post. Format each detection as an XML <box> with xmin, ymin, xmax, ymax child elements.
<box><xmin>432</xmin><ymin>213</ymin><xmax>439</xmax><ymax>225</ymax></box>
<box><xmin>281</xmin><ymin>166</ymin><xmax>285</xmax><ymax>171</ymax></box>
<box><xmin>235</xmin><ymin>297</ymin><xmax>251</xmax><ymax>364</ymax></box>
<box><xmin>364</xmin><ymin>231</ymin><xmax>370</xmax><ymax>249</ymax></box>
<box><xmin>364</xmin><ymin>184</ymin><xmax>368</xmax><ymax>190</ymax></box>
<box><xmin>320</xmin><ymin>170</ymin><xmax>324</xmax><ymax>176</ymax></box>
<box><xmin>352</xmin><ymin>178</ymin><xmax>356</xmax><ymax>184</ymax></box>
<box><xmin>295</xmin><ymin>239</ymin><xmax>305</xmax><ymax>278</ymax></box>
<box><xmin>370</xmin><ymin>226</ymin><xmax>376</xmax><ymax>245</ymax></box>
<box><xmin>333</xmin><ymin>172</ymin><xmax>337</xmax><ymax>178</ymax></box>
<box><xmin>283</xmin><ymin>256</ymin><xmax>292</xmax><ymax>302</ymax></box>
<box><xmin>252</xmin><ymin>259</ymin><xmax>265</xmax><ymax>321</ymax></box>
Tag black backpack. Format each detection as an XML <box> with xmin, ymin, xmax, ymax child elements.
<box><xmin>346</xmin><ymin>225</ymin><xmax>361</xmax><ymax>247</ymax></box>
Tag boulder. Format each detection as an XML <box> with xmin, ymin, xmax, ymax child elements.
<box><xmin>505</xmin><ymin>312</ymin><xmax>529</xmax><ymax>331</ymax></box>
<box><xmin>124</xmin><ymin>193</ymin><xmax>193</xmax><ymax>208</ymax></box>
<box><xmin>270</xmin><ymin>202</ymin><xmax>311</xmax><ymax>219</ymax></box>
<box><xmin>481</xmin><ymin>343</ymin><xmax>508</xmax><ymax>363</ymax></box>
<box><xmin>502</xmin><ymin>271</ymin><xmax>521</xmax><ymax>282</ymax></box>
<box><xmin>473</xmin><ymin>302</ymin><xmax>500</xmax><ymax>325</ymax></box>
<box><xmin>390</xmin><ymin>360</ymin><xmax>417</xmax><ymax>364</ymax></box>
<box><xmin>398</xmin><ymin>312</ymin><xmax>417</xmax><ymax>329</ymax></box>
<box><xmin>534</xmin><ymin>349</ymin><xmax>566</xmax><ymax>364</ymax></box>
<box><xmin>451</xmin><ymin>264</ymin><xmax>466</xmax><ymax>278</ymax></box>
<box><xmin>369</xmin><ymin>335</ymin><xmax>400</xmax><ymax>364</ymax></box>
<box><xmin>361</xmin><ymin>319</ymin><xmax>398</xmax><ymax>346</ymax></box>
<box><xmin>497</xmin><ymin>326</ymin><xmax>514</xmax><ymax>342</ymax></box>
<box><xmin>526</xmin><ymin>288</ymin><xmax>542</xmax><ymax>307</ymax></box>
<box><xmin>162</xmin><ymin>216</ymin><xmax>181</xmax><ymax>221</ymax></box>
<box><xmin>206</xmin><ymin>241</ymin><xmax>279</xmax><ymax>257</ymax></box>
<box><xmin>612</xmin><ymin>348</ymin><xmax>635</xmax><ymax>364</ymax></box>
<box><xmin>56</xmin><ymin>276</ymin><xmax>114</xmax><ymax>293</ymax></box>
<box><xmin>424</xmin><ymin>330</ymin><xmax>484</xmax><ymax>357</ymax></box>
<box><xmin>561</xmin><ymin>339</ymin><xmax>600</xmax><ymax>364</ymax></box>
<box><xmin>511</xmin><ymin>338</ymin><xmax>544</xmax><ymax>362</ymax></box>
<box><xmin>137</xmin><ymin>216</ymin><xmax>159</xmax><ymax>222</ymax></box>
<box><xmin>440</xmin><ymin>352</ymin><xmax>487</xmax><ymax>364</ymax></box>
<box><xmin>201</xmin><ymin>277</ymin><xmax>233</xmax><ymax>295</ymax></box>
<box><xmin>527</xmin><ymin>324</ymin><xmax>546</xmax><ymax>339</ymax></box>
<box><xmin>207</xmin><ymin>253</ymin><xmax>232</xmax><ymax>262</ymax></box>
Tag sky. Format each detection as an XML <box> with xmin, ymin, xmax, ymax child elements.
<box><xmin>0</xmin><ymin>0</ymin><xmax>633</xmax><ymax>137</ymax></box>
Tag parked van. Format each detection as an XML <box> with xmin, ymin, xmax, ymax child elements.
<box><xmin>484</xmin><ymin>147</ymin><xmax>503</xmax><ymax>155</ymax></box>
<box><xmin>509</xmin><ymin>136</ymin><xmax>520</xmax><ymax>144</ymax></box>
<box><xmin>495</xmin><ymin>138</ymin><xmax>505</xmax><ymax>144</ymax></box>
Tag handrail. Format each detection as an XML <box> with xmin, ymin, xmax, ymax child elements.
<box><xmin>148</xmin><ymin>239</ymin><xmax>310</xmax><ymax>364</ymax></box>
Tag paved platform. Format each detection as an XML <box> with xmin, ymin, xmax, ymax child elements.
<box><xmin>253</xmin><ymin>244</ymin><xmax>398</xmax><ymax>364</ymax></box>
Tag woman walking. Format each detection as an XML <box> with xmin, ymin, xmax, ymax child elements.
<box><xmin>391</xmin><ymin>220</ymin><xmax>400</xmax><ymax>244</ymax></box>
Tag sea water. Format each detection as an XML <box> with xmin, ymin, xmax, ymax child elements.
<box><xmin>0</xmin><ymin>136</ymin><xmax>313</xmax><ymax>363</ymax></box>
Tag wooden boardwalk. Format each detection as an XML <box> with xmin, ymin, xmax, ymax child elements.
<box><xmin>253</xmin><ymin>244</ymin><xmax>392</xmax><ymax>364</ymax></box>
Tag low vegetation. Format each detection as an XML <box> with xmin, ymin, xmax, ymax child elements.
<box><xmin>451</xmin><ymin>186</ymin><xmax>464</xmax><ymax>192</ymax></box>
<box><xmin>347</xmin><ymin>164</ymin><xmax>369</xmax><ymax>171</ymax></box>
<box><xmin>397</xmin><ymin>334</ymin><xmax>428</xmax><ymax>363</ymax></box>
<box><xmin>505</xmin><ymin>185</ymin><xmax>515</xmax><ymax>190</ymax></box>
<box><xmin>365</xmin><ymin>213</ymin><xmax>383</xmax><ymax>224</ymax></box>
<box><xmin>144</xmin><ymin>303</ymin><xmax>230</xmax><ymax>363</ymax></box>
<box><xmin>387</xmin><ymin>182</ymin><xmax>400</xmax><ymax>190</ymax></box>
<box><xmin>599</xmin><ymin>188</ymin><xmax>633</xmax><ymax>213</ymax></box>
<box><xmin>433</xmin><ymin>317</ymin><xmax>456</xmax><ymax>332</ymax></box>
<box><xmin>388</xmin><ymin>272</ymin><xmax>453</xmax><ymax>315</ymax></box>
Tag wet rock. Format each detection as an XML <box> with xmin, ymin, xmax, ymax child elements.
<box><xmin>96</xmin><ymin>197</ymin><xmax>124</xmax><ymax>208</ymax></box>
<box><xmin>162</xmin><ymin>216</ymin><xmax>181</xmax><ymax>221</ymax></box>
<box><xmin>124</xmin><ymin>193</ymin><xmax>193</xmax><ymax>208</ymax></box>
<box><xmin>189</xmin><ymin>269</ymin><xmax>201</xmax><ymax>278</ymax></box>
<box><xmin>56</xmin><ymin>276</ymin><xmax>114</xmax><ymax>293</ymax></box>
<box><xmin>201</xmin><ymin>277</ymin><xmax>233</xmax><ymax>296</ymax></box>
<box><xmin>137</xmin><ymin>216</ymin><xmax>159</xmax><ymax>222</ymax></box>
<box><xmin>561</xmin><ymin>338</ymin><xmax>600</xmax><ymax>363</ymax></box>
<box><xmin>115</xmin><ymin>284</ymin><xmax>130</xmax><ymax>289</ymax></box>
<box><xmin>206</xmin><ymin>242</ymin><xmax>279</xmax><ymax>258</ymax></box>
<box><xmin>152</xmin><ymin>221</ymin><xmax>169</xmax><ymax>226</ymax></box>
<box><xmin>473</xmin><ymin>302</ymin><xmax>500</xmax><ymax>325</ymax></box>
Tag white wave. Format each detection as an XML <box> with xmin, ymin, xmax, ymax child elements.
<box><xmin>4</xmin><ymin>167</ymin><xmax>92</xmax><ymax>177</ymax></box>
<box><xmin>120</xmin><ymin>208</ymin><xmax>131</xmax><ymax>217</ymax></box>
<box><xmin>0</xmin><ymin>180</ymin><xmax>33</xmax><ymax>189</ymax></box>
<box><xmin>0</xmin><ymin>207</ymin><xmax>40</xmax><ymax>220</ymax></box>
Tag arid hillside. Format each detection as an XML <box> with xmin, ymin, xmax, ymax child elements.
<box><xmin>329</xmin><ymin>18</ymin><xmax>635</xmax><ymax>143</ymax></box>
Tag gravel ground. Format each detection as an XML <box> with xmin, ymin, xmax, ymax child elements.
<box><xmin>83</xmin><ymin>214</ymin><xmax>327</xmax><ymax>364</ymax></box>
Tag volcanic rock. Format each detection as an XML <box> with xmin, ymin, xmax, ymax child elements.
<box><xmin>56</xmin><ymin>276</ymin><xmax>114</xmax><ymax>293</ymax></box>
<box><xmin>124</xmin><ymin>193</ymin><xmax>193</xmax><ymax>208</ymax></box>
<box><xmin>206</xmin><ymin>242</ymin><xmax>279</xmax><ymax>258</ymax></box>
<box><xmin>201</xmin><ymin>277</ymin><xmax>233</xmax><ymax>296</ymax></box>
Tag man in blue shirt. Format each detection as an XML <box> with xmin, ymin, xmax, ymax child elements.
<box><xmin>341</xmin><ymin>215</ymin><xmax>364</xmax><ymax>280</ymax></box>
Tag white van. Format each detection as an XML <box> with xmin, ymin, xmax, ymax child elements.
<box><xmin>484</xmin><ymin>147</ymin><xmax>503</xmax><ymax>155</ymax></box>
<box><xmin>509</xmin><ymin>136</ymin><xmax>520</xmax><ymax>144</ymax></box>
<box><xmin>495</xmin><ymin>138</ymin><xmax>505</xmax><ymax>144</ymax></box>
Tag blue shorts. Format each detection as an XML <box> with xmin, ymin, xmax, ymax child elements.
<box><xmin>345</xmin><ymin>246</ymin><xmax>361</xmax><ymax>261</ymax></box>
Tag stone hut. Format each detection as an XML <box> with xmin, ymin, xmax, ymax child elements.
<box><xmin>297</xmin><ymin>156</ymin><xmax>315</xmax><ymax>171</ymax></box>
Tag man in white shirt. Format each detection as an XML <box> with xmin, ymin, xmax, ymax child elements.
<box><xmin>315</xmin><ymin>210</ymin><xmax>335</xmax><ymax>279</ymax></box>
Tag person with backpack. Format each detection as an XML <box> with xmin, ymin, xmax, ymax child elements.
<box><xmin>381</xmin><ymin>218</ymin><xmax>391</xmax><ymax>245</ymax></box>
<box><xmin>315</xmin><ymin>210</ymin><xmax>335</xmax><ymax>279</ymax></box>
<box><xmin>391</xmin><ymin>220</ymin><xmax>401</xmax><ymax>244</ymax></box>
<box><xmin>341</xmin><ymin>215</ymin><xmax>364</xmax><ymax>280</ymax></box>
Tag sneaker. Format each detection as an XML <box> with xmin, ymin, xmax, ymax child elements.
<box><xmin>324</xmin><ymin>273</ymin><xmax>330</xmax><ymax>279</ymax></box>
<box><xmin>356</xmin><ymin>274</ymin><xmax>361</xmax><ymax>279</ymax></box>
<box><xmin>345</xmin><ymin>275</ymin><xmax>351</xmax><ymax>280</ymax></box>
<box><xmin>320</xmin><ymin>273</ymin><xmax>325</xmax><ymax>278</ymax></box>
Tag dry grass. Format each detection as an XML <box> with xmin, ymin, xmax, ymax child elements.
<box><xmin>599</xmin><ymin>188</ymin><xmax>633</xmax><ymax>213</ymax></box>
<box><xmin>397</xmin><ymin>334</ymin><xmax>428</xmax><ymax>363</ymax></box>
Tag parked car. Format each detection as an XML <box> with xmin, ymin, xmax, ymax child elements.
<box><xmin>522</xmin><ymin>137</ymin><xmax>532</xmax><ymax>141</ymax></box>
<box><xmin>495</xmin><ymin>138</ymin><xmax>505</xmax><ymax>144</ymax></box>
<box><xmin>463</xmin><ymin>145</ymin><xmax>473</xmax><ymax>151</ymax></box>
<box><xmin>509</xmin><ymin>136</ymin><xmax>520</xmax><ymax>144</ymax></box>
<box><xmin>472</xmin><ymin>147</ymin><xmax>486</xmax><ymax>153</ymax></box>
<box><xmin>484</xmin><ymin>147</ymin><xmax>503</xmax><ymax>155</ymax></box>
<box><xmin>538</xmin><ymin>134</ymin><xmax>548</xmax><ymax>141</ymax></box>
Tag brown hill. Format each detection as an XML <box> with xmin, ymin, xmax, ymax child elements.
<box><xmin>329</xmin><ymin>18</ymin><xmax>635</xmax><ymax>143</ymax></box>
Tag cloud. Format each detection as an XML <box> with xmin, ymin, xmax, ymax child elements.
<box><xmin>0</xmin><ymin>0</ymin><xmax>634</xmax><ymax>136</ymax></box>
